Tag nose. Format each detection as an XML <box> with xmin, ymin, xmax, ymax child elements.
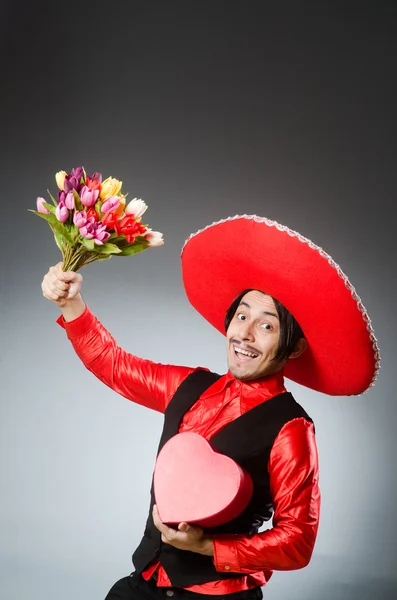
<box><xmin>239</xmin><ymin>320</ymin><xmax>255</xmax><ymax>342</ymax></box>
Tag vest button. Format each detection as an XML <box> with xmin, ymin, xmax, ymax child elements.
<box><xmin>166</xmin><ymin>591</ymin><xmax>174</xmax><ymax>596</ymax></box>
<box><xmin>224</xmin><ymin>565</ymin><xmax>231</xmax><ymax>570</ymax></box>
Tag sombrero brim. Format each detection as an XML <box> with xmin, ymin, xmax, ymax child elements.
<box><xmin>181</xmin><ymin>215</ymin><xmax>380</xmax><ymax>396</ymax></box>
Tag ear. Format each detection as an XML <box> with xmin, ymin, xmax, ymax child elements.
<box><xmin>288</xmin><ymin>337</ymin><xmax>307</xmax><ymax>360</ymax></box>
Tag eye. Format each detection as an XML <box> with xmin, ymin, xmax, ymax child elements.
<box><xmin>260</xmin><ymin>322</ymin><xmax>272</xmax><ymax>330</ymax></box>
<box><xmin>236</xmin><ymin>313</ymin><xmax>246</xmax><ymax>321</ymax></box>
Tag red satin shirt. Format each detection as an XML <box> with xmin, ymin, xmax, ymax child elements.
<box><xmin>57</xmin><ymin>307</ymin><xmax>320</xmax><ymax>594</ymax></box>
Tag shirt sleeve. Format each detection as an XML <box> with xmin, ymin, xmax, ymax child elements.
<box><xmin>57</xmin><ymin>306</ymin><xmax>198</xmax><ymax>413</ymax></box>
<box><xmin>212</xmin><ymin>418</ymin><xmax>321</xmax><ymax>572</ymax></box>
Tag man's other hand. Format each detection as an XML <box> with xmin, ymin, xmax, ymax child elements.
<box><xmin>152</xmin><ymin>505</ymin><xmax>213</xmax><ymax>556</ymax></box>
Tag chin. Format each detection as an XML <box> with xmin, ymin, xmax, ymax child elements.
<box><xmin>229</xmin><ymin>365</ymin><xmax>255</xmax><ymax>381</ymax></box>
<box><xmin>229</xmin><ymin>360</ymin><xmax>281</xmax><ymax>382</ymax></box>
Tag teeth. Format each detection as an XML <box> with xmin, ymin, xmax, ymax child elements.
<box><xmin>235</xmin><ymin>347</ymin><xmax>258</xmax><ymax>358</ymax></box>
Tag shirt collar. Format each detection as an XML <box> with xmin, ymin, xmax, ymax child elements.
<box><xmin>201</xmin><ymin>368</ymin><xmax>286</xmax><ymax>408</ymax></box>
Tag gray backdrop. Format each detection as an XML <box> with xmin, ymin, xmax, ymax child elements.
<box><xmin>1</xmin><ymin>2</ymin><xmax>396</xmax><ymax>599</ymax></box>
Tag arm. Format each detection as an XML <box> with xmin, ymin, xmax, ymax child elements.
<box><xmin>57</xmin><ymin>305</ymin><xmax>196</xmax><ymax>413</ymax></box>
<box><xmin>41</xmin><ymin>262</ymin><xmax>196</xmax><ymax>413</ymax></box>
<box><xmin>211</xmin><ymin>418</ymin><xmax>321</xmax><ymax>572</ymax></box>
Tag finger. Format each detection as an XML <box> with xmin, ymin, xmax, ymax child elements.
<box><xmin>152</xmin><ymin>505</ymin><xmax>165</xmax><ymax>531</ymax></box>
<box><xmin>42</xmin><ymin>277</ymin><xmax>68</xmax><ymax>299</ymax></box>
<box><xmin>152</xmin><ymin>507</ymin><xmax>178</xmax><ymax>539</ymax></box>
<box><xmin>49</xmin><ymin>284</ymin><xmax>69</xmax><ymax>298</ymax></box>
<box><xmin>152</xmin><ymin>505</ymin><xmax>162</xmax><ymax>524</ymax></box>
<box><xmin>60</xmin><ymin>271</ymin><xmax>81</xmax><ymax>283</ymax></box>
<box><xmin>51</xmin><ymin>278</ymin><xmax>70</xmax><ymax>293</ymax></box>
<box><xmin>161</xmin><ymin>528</ymin><xmax>177</xmax><ymax>542</ymax></box>
<box><xmin>153</xmin><ymin>512</ymin><xmax>171</xmax><ymax>535</ymax></box>
<box><xmin>51</xmin><ymin>264</ymin><xmax>82</xmax><ymax>283</ymax></box>
<box><xmin>178</xmin><ymin>522</ymin><xmax>190</xmax><ymax>533</ymax></box>
<box><xmin>152</xmin><ymin>504</ymin><xmax>159</xmax><ymax>521</ymax></box>
<box><xmin>43</xmin><ymin>289</ymin><xmax>64</xmax><ymax>301</ymax></box>
<box><xmin>50</xmin><ymin>264</ymin><xmax>64</xmax><ymax>277</ymax></box>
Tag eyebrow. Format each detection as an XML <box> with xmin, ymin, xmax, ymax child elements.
<box><xmin>238</xmin><ymin>301</ymin><xmax>279</xmax><ymax>320</ymax></box>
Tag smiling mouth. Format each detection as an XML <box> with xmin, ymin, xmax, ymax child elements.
<box><xmin>233</xmin><ymin>344</ymin><xmax>260</xmax><ymax>361</ymax></box>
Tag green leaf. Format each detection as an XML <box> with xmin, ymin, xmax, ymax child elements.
<box><xmin>94</xmin><ymin>199</ymin><xmax>103</xmax><ymax>217</ymax></box>
<box><xmin>92</xmin><ymin>253</ymin><xmax>112</xmax><ymax>262</ymax></box>
<box><xmin>29</xmin><ymin>208</ymin><xmax>53</xmax><ymax>221</ymax></box>
<box><xmin>47</xmin><ymin>190</ymin><xmax>58</xmax><ymax>206</ymax></box>
<box><xmin>117</xmin><ymin>241</ymin><xmax>148</xmax><ymax>256</ymax></box>
<box><xmin>31</xmin><ymin>209</ymin><xmax>55</xmax><ymax>226</ymax></box>
<box><xmin>70</xmin><ymin>224</ymin><xmax>80</xmax><ymax>242</ymax></box>
<box><xmin>81</xmin><ymin>237</ymin><xmax>95</xmax><ymax>251</ymax></box>
<box><xmin>29</xmin><ymin>210</ymin><xmax>73</xmax><ymax>244</ymax></box>
<box><xmin>50</xmin><ymin>220</ymin><xmax>74</xmax><ymax>245</ymax></box>
<box><xmin>93</xmin><ymin>253</ymin><xmax>112</xmax><ymax>261</ymax></box>
<box><xmin>72</xmin><ymin>189</ymin><xmax>83</xmax><ymax>211</ymax></box>
<box><xmin>108</xmin><ymin>234</ymin><xmax>126</xmax><ymax>243</ymax></box>
<box><xmin>51</xmin><ymin>227</ymin><xmax>65</xmax><ymax>251</ymax></box>
<box><xmin>93</xmin><ymin>243</ymin><xmax>122</xmax><ymax>255</ymax></box>
<box><xmin>43</xmin><ymin>201</ymin><xmax>56</xmax><ymax>215</ymax></box>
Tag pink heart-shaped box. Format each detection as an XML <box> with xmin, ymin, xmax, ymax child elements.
<box><xmin>153</xmin><ymin>432</ymin><xmax>253</xmax><ymax>528</ymax></box>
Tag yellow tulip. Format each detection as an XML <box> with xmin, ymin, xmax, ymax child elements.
<box><xmin>55</xmin><ymin>170</ymin><xmax>67</xmax><ymax>191</ymax></box>
<box><xmin>99</xmin><ymin>176</ymin><xmax>122</xmax><ymax>199</ymax></box>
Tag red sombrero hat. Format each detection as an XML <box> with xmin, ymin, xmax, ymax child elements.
<box><xmin>181</xmin><ymin>215</ymin><xmax>380</xmax><ymax>396</ymax></box>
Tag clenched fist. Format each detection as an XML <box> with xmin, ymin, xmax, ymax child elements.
<box><xmin>41</xmin><ymin>263</ymin><xmax>86</xmax><ymax>320</ymax></box>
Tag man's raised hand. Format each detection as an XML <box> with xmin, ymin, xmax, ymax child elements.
<box><xmin>41</xmin><ymin>263</ymin><xmax>86</xmax><ymax>321</ymax></box>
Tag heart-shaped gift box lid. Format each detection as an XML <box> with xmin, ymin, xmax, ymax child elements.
<box><xmin>154</xmin><ymin>432</ymin><xmax>253</xmax><ymax>528</ymax></box>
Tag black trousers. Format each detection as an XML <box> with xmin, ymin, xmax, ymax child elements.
<box><xmin>104</xmin><ymin>573</ymin><xmax>263</xmax><ymax>600</ymax></box>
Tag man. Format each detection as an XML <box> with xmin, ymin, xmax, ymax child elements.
<box><xmin>41</xmin><ymin>215</ymin><xmax>379</xmax><ymax>599</ymax></box>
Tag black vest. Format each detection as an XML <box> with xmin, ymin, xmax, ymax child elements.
<box><xmin>132</xmin><ymin>370</ymin><xmax>313</xmax><ymax>587</ymax></box>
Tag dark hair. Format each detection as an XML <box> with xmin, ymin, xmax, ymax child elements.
<box><xmin>224</xmin><ymin>289</ymin><xmax>305</xmax><ymax>362</ymax></box>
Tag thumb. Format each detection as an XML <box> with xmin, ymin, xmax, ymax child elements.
<box><xmin>178</xmin><ymin>522</ymin><xmax>190</xmax><ymax>533</ymax></box>
<box><xmin>60</xmin><ymin>267</ymin><xmax>81</xmax><ymax>282</ymax></box>
<box><xmin>59</xmin><ymin>271</ymin><xmax>75</xmax><ymax>282</ymax></box>
<box><xmin>54</xmin><ymin>263</ymin><xmax>72</xmax><ymax>281</ymax></box>
<box><xmin>63</xmin><ymin>270</ymin><xmax>76</xmax><ymax>278</ymax></box>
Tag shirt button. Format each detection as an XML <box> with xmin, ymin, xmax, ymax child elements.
<box><xmin>166</xmin><ymin>591</ymin><xmax>174</xmax><ymax>597</ymax></box>
<box><xmin>224</xmin><ymin>565</ymin><xmax>231</xmax><ymax>570</ymax></box>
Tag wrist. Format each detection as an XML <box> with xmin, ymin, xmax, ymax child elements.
<box><xmin>196</xmin><ymin>536</ymin><xmax>214</xmax><ymax>556</ymax></box>
<box><xmin>61</xmin><ymin>294</ymin><xmax>86</xmax><ymax>322</ymax></box>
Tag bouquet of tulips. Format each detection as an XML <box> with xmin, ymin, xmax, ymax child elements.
<box><xmin>31</xmin><ymin>166</ymin><xmax>163</xmax><ymax>272</ymax></box>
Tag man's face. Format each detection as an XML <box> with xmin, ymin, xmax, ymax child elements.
<box><xmin>226</xmin><ymin>290</ymin><xmax>285</xmax><ymax>381</ymax></box>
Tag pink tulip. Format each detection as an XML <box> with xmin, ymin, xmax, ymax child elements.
<box><xmin>79</xmin><ymin>218</ymin><xmax>110</xmax><ymax>245</ymax></box>
<box><xmin>80</xmin><ymin>185</ymin><xmax>99</xmax><ymax>207</ymax></box>
<box><xmin>93</xmin><ymin>223</ymin><xmax>111</xmax><ymax>245</ymax></box>
<box><xmin>79</xmin><ymin>216</ymin><xmax>96</xmax><ymax>239</ymax></box>
<box><xmin>73</xmin><ymin>210</ymin><xmax>87</xmax><ymax>228</ymax></box>
<box><xmin>64</xmin><ymin>191</ymin><xmax>75</xmax><ymax>210</ymax></box>
<box><xmin>36</xmin><ymin>197</ymin><xmax>50</xmax><ymax>214</ymax></box>
<box><xmin>56</xmin><ymin>201</ymin><xmax>69</xmax><ymax>223</ymax></box>
<box><xmin>101</xmin><ymin>195</ymin><xmax>120</xmax><ymax>214</ymax></box>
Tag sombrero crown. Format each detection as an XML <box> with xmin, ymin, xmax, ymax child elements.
<box><xmin>181</xmin><ymin>215</ymin><xmax>380</xmax><ymax>396</ymax></box>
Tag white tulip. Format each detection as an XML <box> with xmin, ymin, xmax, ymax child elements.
<box><xmin>145</xmin><ymin>229</ymin><xmax>164</xmax><ymax>247</ymax></box>
<box><xmin>125</xmin><ymin>197</ymin><xmax>148</xmax><ymax>218</ymax></box>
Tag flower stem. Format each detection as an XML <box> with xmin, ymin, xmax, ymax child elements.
<box><xmin>62</xmin><ymin>245</ymin><xmax>93</xmax><ymax>272</ymax></box>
